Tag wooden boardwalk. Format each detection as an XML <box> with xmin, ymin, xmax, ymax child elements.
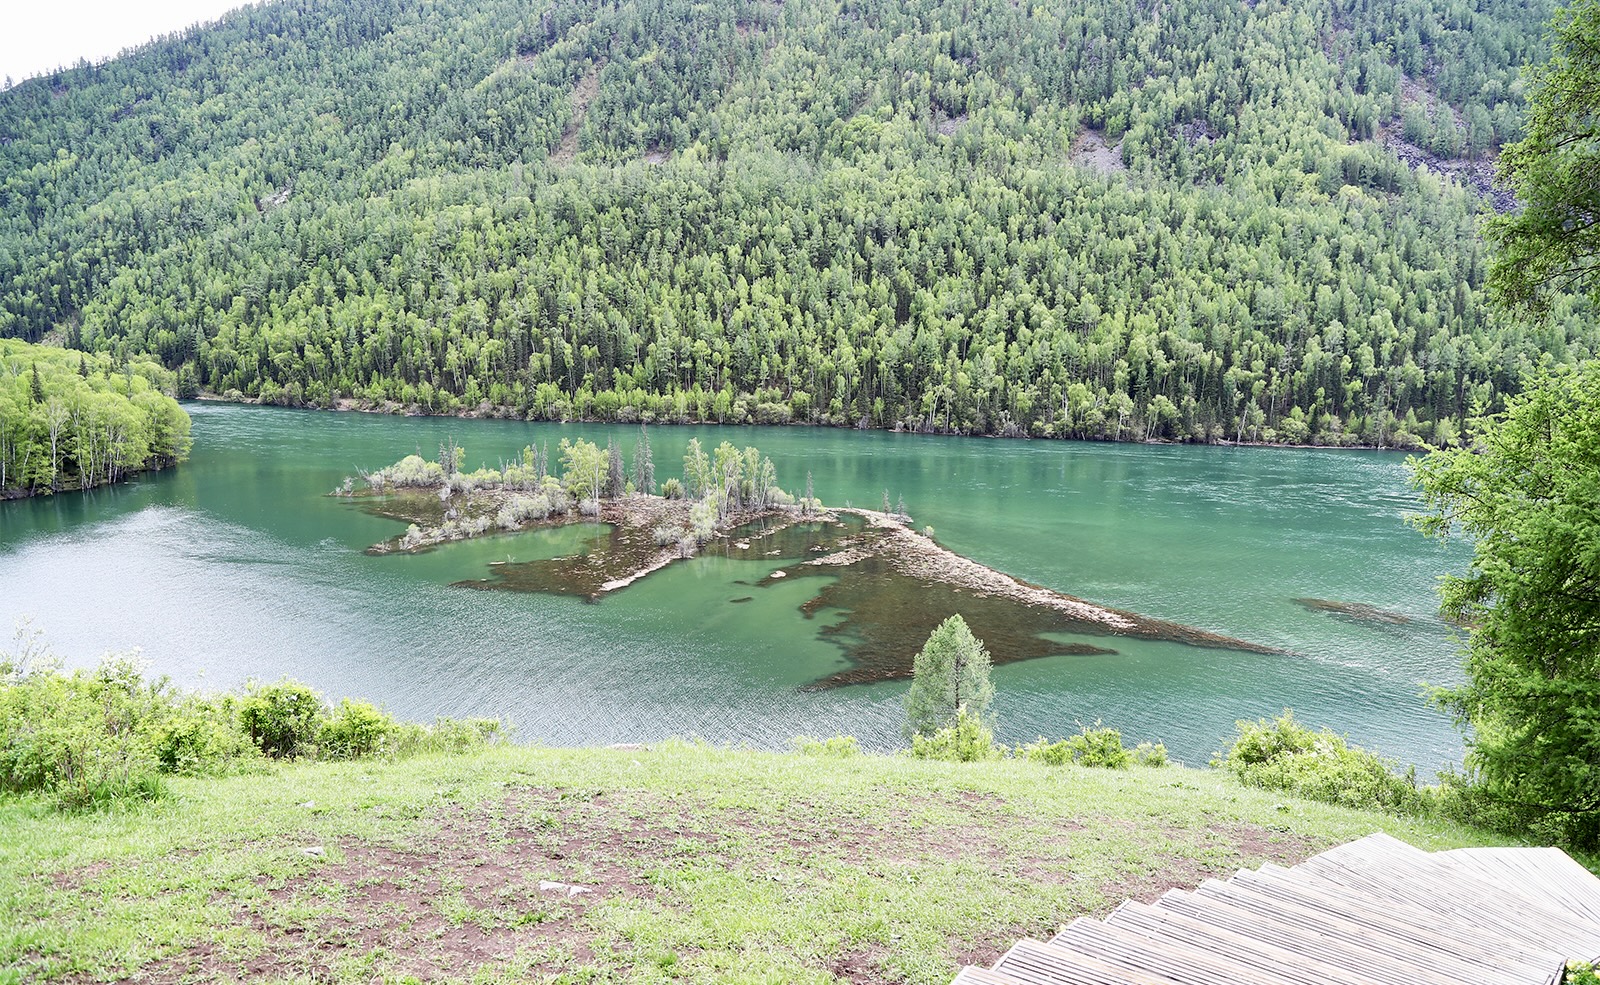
<box><xmin>954</xmin><ymin>832</ymin><xmax>1600</xmax><ymax>985</ymax></box>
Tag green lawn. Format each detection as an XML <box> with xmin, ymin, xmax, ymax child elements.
<box><xmin>0</xmin><ymin>742</ymin><xmax>1515</xmax><ymax>984</ymax></box>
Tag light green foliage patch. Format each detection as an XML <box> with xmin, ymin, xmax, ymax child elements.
<box><xmin>0</xmin><ymin>643</ymin><xmax>504</xmax><ymax>812</ymax></box>
<box><xmin>1020</xmin><ymin>724</ymin><xmax>1165</xmax><ymax>769</ymax></box>
<box><xmin>0</xmin><ymin>340</ymin><xmax>191</xmax><ymax>498</ymax></box>
<box><xmin>909</xmin><ymin>707</ymin><xmax>1005</xmax><ymax>762</ymax></box>
<box><xmin>792</xmin><ymin>735</ymin><xmax>862</xmax><ymax>757</ymax></box>
<box><xmin>1217</xmin><ymin>711</ymin><xmax>1430</xmax><ymax>816</ymax></box>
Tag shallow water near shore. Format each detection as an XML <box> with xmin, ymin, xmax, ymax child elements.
<box><xmin>0</xmin><ymin>403</ymin><xmax>1469</xmax><ymax>771</ymax></box>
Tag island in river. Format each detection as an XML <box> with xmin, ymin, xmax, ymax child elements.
<box><xmin>348</xmin><ymin>436</ymin><xmax>1281</xmax><ymax>690</ymax></box>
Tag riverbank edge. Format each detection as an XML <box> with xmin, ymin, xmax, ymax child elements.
<box><xmin>0</xmin><ymin>455</ymin><xmax>184</xmax><ymax>501</ymax></box>
<box><xmin>193</xmin><ymin>391</ymin><xmax>1438</xmax><ymax>454</ymax></box>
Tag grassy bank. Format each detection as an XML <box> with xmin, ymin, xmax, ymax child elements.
<box><xmin>1</xmin><ymin>742</ymin><xmax>1516</xmax><ymax>985</ymax></box>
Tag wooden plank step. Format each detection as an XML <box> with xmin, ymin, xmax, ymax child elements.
<box><xmin>952</xmin><ymin>965</ymin><xmax>1038</xmax><ymax>985</ymax></box>
<box><xmin>1286</xmin><ymin>850</ymin><xmax>1600</xmax><ymax>956</ymax></box>
<box><xmin>1441</xmin><ymin>846</ymin><xmax>1600</xmax><ymax>926</ymax></box>
<box><xmin>1175</xmin><ymin>879</ymin><xmax>1504</xmax><ymax>984</ymax></box>
<box><xmin>955</xmin><ymin>834</ymin><xmax>1598</xmax><ymax>985</ymax></box>
<box><xmin>1053</xmin><ymin>918</ymin><xmax>1291</xmax><ymax>985</ymax></box>
<box><xmin>994</xmin><ymin>936</ymin><xmax>1187</xmax><ymax>985</ymax></box>
<box><xmin>1144</xmin><ymin>889</ymin><xmax>1451</xmax><ymax>985</ymax></box>
<box><xmin>1241</xmin><ymin>860</ymin><xmax>1567</xmax><ymax>963</ymax></box>
<box><xmin>1105</xmin><ymin>899</ymin><xmax>1376</xmax><ymax>985</ymax></box>
<box><xmin>1210</xmin><ymin>869</ymin><xmax>1557</xmax><ymax>981</ymax></box>
<box><xmin>1229</xmin><ymin>865</ymin><xmax>1567</xmax><ymax>979</ymax></box>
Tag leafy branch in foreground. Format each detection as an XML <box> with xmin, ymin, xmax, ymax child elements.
<box><xmin>1487</xmin><ymin>0</ymin><xmax>1600</xmax><ymax>315</ymax></box>
<box><xmin>1411</xmin><ymin>365</ymin><xmax>1600</xmax><ymax>846</ymax></box>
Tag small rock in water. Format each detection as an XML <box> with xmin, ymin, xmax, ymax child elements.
<box><xmin>770</xmin><ymin>570</ymin><xmax>786</xmax><ymax>578</ymax></box>
<box><xmin>302</xmin><ymin>846</ymin><xmax>326</xmax><ymax>857</ymax></box>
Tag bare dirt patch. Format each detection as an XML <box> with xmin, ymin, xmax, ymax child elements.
<box><xmin>48</xmin><ymin>860</ymin><xmax>111</xmax><ymax>892</ymax></box>
<box><xmin>1095</xmin><ymin>821</ymin><xmax>1322</xmax><ymax>910</ymax></box>
<box><xmin>830</xmin><ymin>946</ymin><xmax>893</xmax><ymax>982</ymax></box>
<box><xmin>1069</xmin><ymin>128</ymin><xmax>1126</xmax><ymax>174</ymax></box>
<box><xmin>936</xmin><ymin>112</ymin><xmax>969</xmax><ymax>136</ymax></box>
<box><xmin>135</xmin><ymin>789</ymin><xmax>684</xmax><ymax>982</ymax></box>
<box><xmin>552</xmin><ymin>64</ymin><xmax>602</xmax><ymax>164</ymax></box>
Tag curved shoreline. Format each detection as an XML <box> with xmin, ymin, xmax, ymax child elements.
<box><xmin>200</xmin><ymin>393</ymin><xmax>1432</xmax><ymax>454</ymax></box>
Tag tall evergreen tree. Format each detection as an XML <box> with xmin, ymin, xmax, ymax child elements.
<box><xmin>904</xmin><ymin>614</ymin><xmax>995</xmax><ymax>739</ymax></box>
<box><xmin>632</xmin><ymin>425</ymin><xmax>655</xmax><ymax>495</ymax></box>
<box><xmin>606</xmin><ymin>437</ymin><xmax>625</xmax><ymax>498</ymax></box>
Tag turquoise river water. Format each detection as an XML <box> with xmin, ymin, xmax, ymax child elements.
<box><xmin>0</xmin><ymin>403</ymin><xmax>1470</xmax><ymax>770</ymax></box>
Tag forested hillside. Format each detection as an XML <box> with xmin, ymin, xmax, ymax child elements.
<box><xmin>1</xmin><ymin>0</ymin><xmax>1587</xmax><ymax>444</ymax></box>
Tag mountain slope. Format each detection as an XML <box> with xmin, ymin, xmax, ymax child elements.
<box><xmin>1</xmin><ymin>0</ymin><xmax>1586</xmax><ymax>443</ymax></box>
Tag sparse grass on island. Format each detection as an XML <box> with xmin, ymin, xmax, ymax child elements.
<box><xmin>3</xmin><ymin>741</ymin><xmax>1517</xmax><ymax>985</ymax></box>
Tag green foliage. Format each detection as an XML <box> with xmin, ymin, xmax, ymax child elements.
<box><xmin>0</xmin><ymin>0</ymin><xmax>1573</xmax><ymax>446</ymax></box>
<box><xmin>319</xmin><ymin>699</ymin><xmax>399</xmax><ymax>760</ymax></box>
<box><xmin>398</xmin><ymin>717</ymin><xmax>507</xmax><ymax>755</ymax></box>
<box><xmin>632</xmin><ymin>425</ymin><xmax>655</xmax><ymax>494</ymax></box>
<box><xmin>1132</xmin><ymin>741</ymin><xmax>1170</xmax><ymax>767</ymax></box>
<box><xmin>904</xmin><ymin>614</ymin><xmax>994</xmax><ymax>739</ymax></box>
<box><xmin>1487</xmin><ymin>0</ymin><xmax>1600</xmax><ymax>315</ymax></box>
<box><xmin>237</xmin><ymin>679</ymin><xmax>326</xmax><ymax>760</ymax></box>
<box><xmin>148</xmin><ymin>694</ymin><xmax>257</xmax><ymax>776</ymax></box>
<box><xmin>1567</xmin><ymin>960</ymin><xmax>1600</xmax><ymax>985</ymax></box>
<box><xmin>558</xmin><ymin>437</ymin><xmax>607</xmax><ymax>503</ymax></box>
<box><xmin>1019</xmin><ymin>724</ymin><xmax>1157</xmax><ymax>769</ymax></box>
<box><xmin>792</xmin><ymin>734</ymin><xmax>862</xmax><ymax>758</ymax></box>
<box><xmin>1218</xmin><ymin>711</ymin><xmax>1429</xmax><ymax>816</ymax></box>
<box><xmin>0</xmin><ymin>653</ymin><xmax>170</xmax><ymax>810</ymax></box>
<box><xmin>908</xmin><ymin>707</ymin><xmax>1004</xmax><ymax>762</ymax></box>
<box><xmin>0</xmin><ymin>634</ymin><xmax>505</xmax><ymax>811</ymax></box>
<box><xmin>0</xmin><ymin>340</ymin><xmax>190</xmax><ymax>497</ymax></box>
<box><xmin>1411</xmin><ymin>365</ymin><xmax>1600</xmax><ymax>847</ymax></box>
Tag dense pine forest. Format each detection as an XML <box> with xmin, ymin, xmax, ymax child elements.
<box><xmin>0</xmin><ymin>0</ymin><xmax>1589</xmax><ymax>444</ymax></box>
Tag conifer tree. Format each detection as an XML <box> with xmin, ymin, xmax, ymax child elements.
<box><xmin>606</xmin><ymin>437</ymin><xmax>624</xmax><ymax>498</ymax></box>
<box><xmin>632</xmin><ymin>425</ymin><xmax>655</xmax><ymax>494</ymax></box>
<box><xmin>904</xmin><ymin>614</ymin><xmax>995</xmax><ymax>739</ymax></box>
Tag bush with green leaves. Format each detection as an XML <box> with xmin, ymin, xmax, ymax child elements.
<box><xmin>1217</xmin><ymin>711</ymin><xmax>1429</xmax><ymax>815</ymax></box>
<box><xmin>237</xmin><ymin>679</ymin><xmax>326</xmax><ymax>759</ymax></box>
<box><xmin>401</xmin><ymin>717</ymin><xmax>507</xmax><ymax>755</ymax></box>
<box><xmin>0</xmin><ymin>653</ymin><xmax>170</xmax><ymax>810</ymax></box>
<box><xmin>148</xmin><ymin>694</ymin><xmax>258</xmax><ymax>776</ymax></box>
<box><xmin>1131</xmin><ymin>741</ymin><xmax>1170</xmax><ymax>767</ymax></box>
<box><xmin>1</xmin><ymin>640</ymin><xmax>509</xmax><ymax>810</ymax></box>
<box><xmin>319</xmin><ymin>698</ymin><xmax>399</xmax><ymax>760</ymax></box>
<box><xmin>1019</xmin><ymin>724</ymin><xmax>1161</xmax><ymax>769</ymax></box>
<box><xmin>1568</xmin><ymin>960</ymin><xmax>1600</xmax><ymax>985</ymax></box>
<box><xmin>909</xmin><ymin>707</ymin><xmax>1004</xmax><ymax>762</ymax></box>
<box><xmin>792</xmin><ymin>734</ymin><xmax>861</xmax><ymax>758</ymax></box>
